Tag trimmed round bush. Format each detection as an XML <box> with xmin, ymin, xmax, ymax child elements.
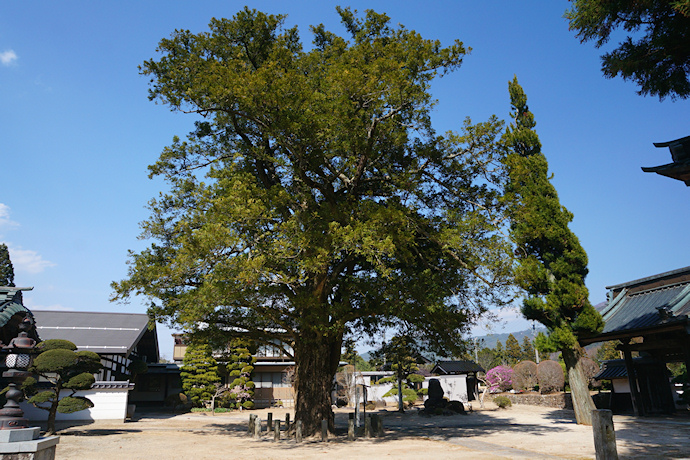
<box><xmin>513</xmin><ymin>360</ymin><xmax>538</xmax><ymax>391</ymax></box>
<box><xmin>493</xmin><ymin>395</ymin><xmax>512</xmax><ymax>409</ymax></box>
<box><xmin>537</xmin><ymin>360</ymin><xmax>565</xmax><ymax>394</ymax></box>
<box><xmin>242</xmin><ymin>401</ymin><xmax>255</xmax><ymax>410</ymax></box>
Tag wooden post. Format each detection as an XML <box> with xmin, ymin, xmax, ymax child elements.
<box><xmin>296</xmin><ymin>420</ymin><xmax>303</xmax><ymax>443</ymax></box>
<box><xmin>592</xmin><ymin>409</ymin><xmax>618</xmax><ymax>460</ymax></box>
<box><xmin>622</xmin><ymin>346</ymin><xmax>643</xmax><ymax>416</ymax></box>
<box><xmin>267</xmin><ymin>412</ymin><xmax>273</xmax><ymax>432</ymax></box>
<box><xmin>347</xmin><ymin>418</ymin><xmax>355</xmax><ymax>441</ymax></box>
<box><xmin>274</xmin><ymin>420</ymin><xmax>280</xmax><ymax>441</ymax></box>
<box><xmin>285</xmin><ymin>413</ymin><xmax>290</xmax><ymax>431</ymax></box>
<box><xmin>365</xmin><ymin>415</ymin><xmax>372</xmax><ymax>438</ymax></box>
<box><xmin>248</xmin><ymin>414</ymin><xmax>256</xmax><ymax>435</ymax></box>
<box><xmin>373</xmin><ymin>414</ymin><xmax>383</xmax><ymax>437</ymax></box>
<box><xmin>354</xmin><ymin>384</ymin><xmax>361</xmax><ymax>427</ymax></box>
<box><xmin>321</xmin><ymin>419</ymin><xmax>328</xmax><ymax>442</ymax></box>
<box><xmin>254</xmin><ymin>417</ymin><xmax>261</xmax><ymax>438</ymax></box>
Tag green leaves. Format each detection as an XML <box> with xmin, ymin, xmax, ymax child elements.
<box><xmin>503</xmin><ymin>77</ymin><xmax>603</xmax><ymax>350</ymax></box>
<box><xmin>566</xmin><ymin>0</ymin><xmax>690</xmax><ymax>100</ymax></box>
<box><xmin>114</xmin><ymin>7</ymin><xmax>514</xmax><ymax>355</ymax></box>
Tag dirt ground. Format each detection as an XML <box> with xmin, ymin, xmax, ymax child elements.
<box><xmin>48</xmin><ymin>402</ymin><xmax>690</xmax><ymax>459</ymax></box>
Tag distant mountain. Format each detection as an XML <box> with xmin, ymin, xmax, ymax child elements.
<box><xmin>472</xmin><ymin>327</ymin><xmax>546</xmax><ymax>350</ymax></box>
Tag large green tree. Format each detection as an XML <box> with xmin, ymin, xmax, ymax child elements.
<box><xmin>112</xmin><ymin>7</ymin><xmax>512</xmax><ymax>435</ymax></box>
<box><xmin>503</xmin><ymin>77</ymin><xmax>604</xmax><ymax>425</ymax></box>
<box><xmin>566</xmin><ymin>0</ymin><xmax>690</xmax><ymax>100</ymax></box>
<box><xmin>0</xmin><ymin>244</ymin><xmax>15</xmax><ymax>287</ymax></box>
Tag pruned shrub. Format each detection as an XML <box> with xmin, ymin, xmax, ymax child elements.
<box><xmin>486</xmin><ymin>365</ymin><xmax>513</xmax><ymax>392</ymax></box>
<box><xmin>513</xmin><ymin>360</ymin><xmax>538</xmax><ymax>391</ymax></box>
<box><xmin>580</xmin><ymin>357</ymin><xmax>601</xmax><ymax>389</ymax></box>
<box><xmin>537</xmin><ymin>360</ymin><xmax>564</xmax><ymax>394</ymax></box>
<box><xmin>493</xmin><ymin>395</ymin><xmax>512</xmax><ymax>409</ymax></box>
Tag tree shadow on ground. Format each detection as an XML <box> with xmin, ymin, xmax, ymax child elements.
<box><xmin>58</xmin><ymin>428</ymin><xmax>143</xmax><ymax>437</ymax></box>
<box><xmin>613</xmin><ymin>419</ymin><xmax>690</xmax><ymax>459</ymax></box>
<box><xmin>211</xmin><ymin>408</ymin><xmax>578</xmax><ymax>451</ymax></box>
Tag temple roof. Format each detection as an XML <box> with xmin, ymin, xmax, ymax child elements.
<box><xmin>32</xmin><ymin>310</ymin><xmax>158</xmax><ymax>359</ymax></box>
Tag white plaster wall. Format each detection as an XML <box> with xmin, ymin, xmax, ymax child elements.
<box><xmin>612</xmin><ymin>378</ymin><xmax>630</xmax><ymax>394</ymax></box>
<box><xmin>20</xmin><ymin>387</ymin><xmax>130</xmax><ymax>422</ymax></box>
<box><xmin>366</xmin><ymin>382</ymin><xmax>397</xmax><ymax>405</ymax></box>
<box><xmin>423</xmin><ymin>375</ymin><xmax>469</xmax><ymax>402</ymax></box>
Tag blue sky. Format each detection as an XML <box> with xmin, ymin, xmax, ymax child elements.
<box><xmin>1</xmin><ymin>1</ymin><xmax>688</xmax><ymax>361</ymax></box>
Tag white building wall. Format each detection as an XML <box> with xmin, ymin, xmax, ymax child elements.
<box><xmin>20</xmin><ymin>386</ymin><xmax>131</xmax><ymax>422</ymax></box>
<box><xmin>423</xmin><ymin>375</ymin><xmax>469</xmax><ymax>402</ymax></box>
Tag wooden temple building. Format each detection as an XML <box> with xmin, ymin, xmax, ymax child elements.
<box><xmin>582</xmin><ymin>266</ymin><xmax>690</xmax><ymax>415</ymax></box>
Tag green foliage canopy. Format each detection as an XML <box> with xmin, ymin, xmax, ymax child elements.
<box><xmin>181</xmin><ymin>343</ymin><xmax>221</xmax><ymax>406</ymax></box>
<box><xmin>111</xmin><ymin>6</ymin><xmax>514</xmax><ymax>433</ymax></box>
<box><xmin>24</xmin><ymin>339</ymin><xmax>102</xmax><ymax>434</ymax></box>
<box><xmin>113</xmin><ymin>6</ymin><xmax>512</xmax><ymax>355</ymax></box>
<box><xmin>566</xmin><ymin>0</ymin><xmax>690</xmax><ymax>100</ymax></box>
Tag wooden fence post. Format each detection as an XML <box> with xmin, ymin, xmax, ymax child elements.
<box><xmin>274</xmin><ymin>420</ymin><xmax>281</xmax><ymax>441</ymax></box>
<box><xmin>254</xmin><ymin>417</ymin><xmax>261</xmax><ymax>438</ymax></box>
<box><xmin>296</xmin><ymin>420</ymin><xmax>303</xmax><ymax>443</ymax></box>
<box><xmin>365</xmin><ymin>415</ymin><xmax>372</xmax><ymax>438</ymax></box>
<box><xmin>321</xmin><ymin>419</ymin><xmax>328</xmax><ymax>442</ymax></box>
<box><xmin>267</xmin><ymin>412</ymin><xmax>273</xmax><ymax>432</ymax></box>
<box><xmin>592</xmin><ymin>409</ymin><xmax>618</xmax><ymax>460</ymax></box>
<box><xmin>348</xmin><ymin>418</ymin><xmax>355</xmax><ymax>441</ymax></box>
<box><xmin>248</xmin><ymin>414</ymin><xmax>256</xmax><ymax>435</ymax></box>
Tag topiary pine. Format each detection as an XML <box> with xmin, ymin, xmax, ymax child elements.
<box><xmin>225</xmin><ymin>342</ymin><xmax>256</xmax><ymax>409</ymax></box>
<box><xmin>23</xmin><ymin>339</ymin><xmax>103</xmax><ymax>434</ymax></box>
<box><xmin>180</xmin><ymin>343</ymin><xmax>221</xmax><ymax>407</ymax></box>
<box><xmin>0</xmin><ymin>244</ymin><xmax>15</xmax><ymax>287</ymax></box>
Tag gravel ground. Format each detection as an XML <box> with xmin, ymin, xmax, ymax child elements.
<box><xmin>47</xmin><ymin>403</ymin><xmax>690</xmax><ymax>459</ymax></box>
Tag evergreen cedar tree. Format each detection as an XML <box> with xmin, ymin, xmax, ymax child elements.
<box><xmin>112</xmin><ymin>7</ymin><xmax>514</xmax><ymax>435</ymax></box>
<box><xmin>502</xmin><ymin>77</ymin><xmax>604</xmax><ymax>425</ymax></box>
<box><xmin>0</xmin><ymin>244</ymin><xmax>15</xmax><ymax>287</ymax></box>
<box><xmin>566</xmin><ymin>0</ymin><xmax>690</xmax><ymax>100</ymax></box>
<box><xmin>22</xmin><ymin>339</ymin><xmax>103</xmax><ymax>435</ymax></box>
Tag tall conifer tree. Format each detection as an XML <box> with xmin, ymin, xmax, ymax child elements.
<box><xmin>503</xmin><ymin>77</ymin><xmax>603</xmax><ymax>425</ymax></box>
<box><xmin>0</xmin><ymin>244</ymin><xmax>15</xmax><ymax>287</ymax></box>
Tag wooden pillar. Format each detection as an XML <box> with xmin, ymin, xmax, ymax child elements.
<box><xmin>592</xmin><ymin>409</ymin><xmax>618</xmax><ymax>460</ymax></box>
<box><xmin>267</xmin><ymin>412</ymin><xmax>273</xmax><ymax>432</ymax></box>
<box><xmin>347</xmin><ymin>417</ymin><xmax>355</xmax><ymax>441</ymax></box>
<box><xmin>622</xmin><ymin>345</ymin><xmax>643</xmax><ymax>416</ymax></box>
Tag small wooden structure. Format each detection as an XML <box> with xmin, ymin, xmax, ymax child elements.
<box><xmin>581</xmin><ymin>266</ymin><xmax>690</xmax><ymax>415</ymax></box>
<box><xmin>430</xmin><ymin>360</ymin><xmax>484</xmax><ymax>402</ymax></box>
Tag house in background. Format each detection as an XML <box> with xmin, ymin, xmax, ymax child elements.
<box><xmin>173</xmin><ymin>334</ymin><xmax>294</xmax><ymax>408</ymax></box>
<box><xmin>429</xmin><ymin>360</ymin><xmax>484</xmax><ymax>403</ymax></box>
<box><xmin>32</xmin><ymin>310</ymin><xmax>180</xmax><ymax>408</ymax></box>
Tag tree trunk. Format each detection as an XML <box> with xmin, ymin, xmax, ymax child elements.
<box><xmin>562</xmin><ymin>346</ymin><xmax>595</xmax><ymax>425</ymax></box>
<box><xmin>47</xmin><ymin>392</ymin><xmax>59</xmax><ymax>435</ymax></box>
<box><xmin>397</xmin><ymin>375</ymin><xmax>404</xmax><ymax>412</ymax></box>
<box><xmin>293</xmin><ymin>330</ymin><xmax>342</xmax><ymax>436</ymax></box>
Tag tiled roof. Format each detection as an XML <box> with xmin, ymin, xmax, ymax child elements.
<box><xmin>91</xmin><ymin>381</ymin><xmax>135</xmax><ymax>390</ymax></box>
<box><xmin>600</xmin><ymin>282</ymin><xmax>690</xmax><ymax>335</ymax></box>
<box><xmin>432</xmin><ymin>360</ymin><xmax>484</xmax><ymax>375</ymax></box>
<box><xmin>594</xmin><ymin>360</ymin><xmax>628</xmax><ymax>380</ymax></box>
<box><xmin>32</xmin><ymin>310</ymin><xmax>152</xmax><ymax>355</ymax></box>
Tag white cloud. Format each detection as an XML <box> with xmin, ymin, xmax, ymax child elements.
<box><xmin>0</xmin><ymin>50</ymin><xmax>17</xmax><ymax>66</ymax></box>
<box><xmin>0</xmin><ymin>203</ymin><xmax>18</xmax><ymax>229</ymax></box>
<box><xmin>9</xmin><ymin>245</ymin><xmax>56</xmax><ymax>274</ymax></box>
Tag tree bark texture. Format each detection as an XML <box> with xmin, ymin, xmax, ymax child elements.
<box><xmin>562</xmin><ymin>346</ymin><xmax>596</xmax><ymax>425</ymax></box>
<box><xmin>293</xmin><ymin>331</ymin><xmax>342</xmax><ymax>436</ymax></box>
